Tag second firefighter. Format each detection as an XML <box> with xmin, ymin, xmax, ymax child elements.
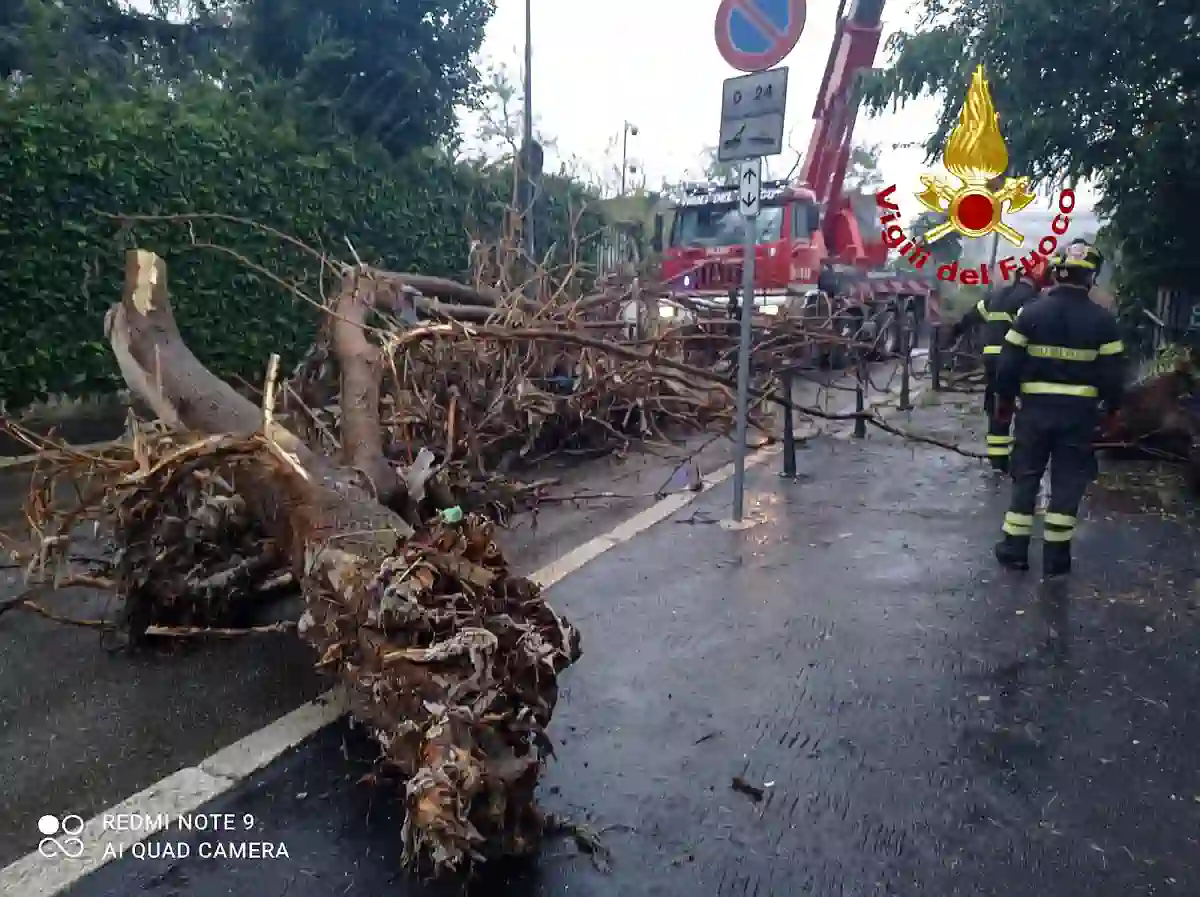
<box><xmin>948</xmin><ymin>262</ymin><xmax>1046</xmax><ymax>472</ymax></box>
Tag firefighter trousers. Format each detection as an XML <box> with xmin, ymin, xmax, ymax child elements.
<box><xmin>981</xmin><ymin>367</ymin><xmax>1013</xmax><ymax>471</ymax></box>
<box><xmin>1000</xmin><ymin>403</ymin><xmax>1099</xmax><ymax>573</ymax></box>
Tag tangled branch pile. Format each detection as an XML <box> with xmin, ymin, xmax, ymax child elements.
<box><xmin>280</xmin><ymin>267</ymin><xmax>744</xmax><ymax>500</ymax></box>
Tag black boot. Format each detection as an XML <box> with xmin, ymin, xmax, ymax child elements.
<box><xmin>989</xmin><ymin>455</ymin><xmax>1010</xmax><ymax>474</ymax></box>
<box><xmin>994</xmin><ymin>535</ymin><xmax>1030</xmax><ymax>571</ymax></box>
<box><xmin>1043</xmin><ymin>542</ymin><xmax>1072</xmax><ymax>578</ymax></box>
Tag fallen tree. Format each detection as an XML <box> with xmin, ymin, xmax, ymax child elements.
<box><xmin>8</xmin><ymin>242</ymin><xmax>827</xmax><ymax>872</ymax></box>
<box><xmin>102</xmin><ymin>249</ymin><xmax>583</xmax><ymax>871</ymax></box>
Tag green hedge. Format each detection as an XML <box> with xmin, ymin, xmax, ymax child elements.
<box><xmin>0</xmin><ymin>78</ymin><xmax>602</xmax><ymax>409</ymax></box>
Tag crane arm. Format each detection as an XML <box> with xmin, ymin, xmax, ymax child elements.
<box><xmin>798</xmin><ymin>0</ymin><xmax>886</xmax><ymax>263</ymax></box>
<box><xmin>800</xmin><ymin>0</ymin><xmax>885</xmax><ymax>204</ymax></box>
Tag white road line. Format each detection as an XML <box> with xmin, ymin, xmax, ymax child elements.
<box><xmin>0</xmin><ymin>385</ymin><xmax>888</xmax><ymax>896</ymax></box>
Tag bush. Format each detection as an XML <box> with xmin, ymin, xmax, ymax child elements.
<box><xmin>0</xmin><ymin>78</ymin><xmax>603</xmax><ymax>409</ymax></box>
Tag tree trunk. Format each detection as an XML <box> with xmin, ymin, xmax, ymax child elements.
<box><xmin>106</xmin><ymin>249</ymin><xmax>581</xmax><ymax>871</ymax></box>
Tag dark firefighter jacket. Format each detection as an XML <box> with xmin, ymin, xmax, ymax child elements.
<box><xmin>994</xmin><ymin>284</ymin><xmax>1126</xmax><ymax>412</ymax></box>
<box><xmin>952</xmin><ymin>278</ymin><xmax>1041</xmax><ymax>358</ymax></box>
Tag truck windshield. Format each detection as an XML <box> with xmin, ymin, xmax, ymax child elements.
<box><xmin>672</xmin><ymin>205</ymin><xmax>784</xmax><ymax>248</ymax></box>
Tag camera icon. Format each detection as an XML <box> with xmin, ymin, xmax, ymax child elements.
<box><xmin>37</xmin><ymin>814</ymin><xmax>86</xmax><ymax>860</ymax></box>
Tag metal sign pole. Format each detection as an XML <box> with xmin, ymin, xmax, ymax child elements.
<box><xmin>714</xmin><ymin>0</ymin><xmax>803</xmax><ymax>523</ymax></box>
<box><xmin>732</xmin><ymin>157</ymin><xmax>761</xmax><ymax>521</ymax></box>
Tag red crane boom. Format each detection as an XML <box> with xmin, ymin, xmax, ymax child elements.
<box><xmin>798</xmin><ymin>0</ymin><xmax>886</xmax><ymax>265</ymax></box>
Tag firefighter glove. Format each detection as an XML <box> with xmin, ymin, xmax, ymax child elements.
<box><xmin>994</xmin><ymin>398</ymin><xmax>1015</xmax><ymax>426</ymax></box>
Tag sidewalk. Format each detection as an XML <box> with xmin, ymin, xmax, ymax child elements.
<box><xmin>34</xmin><ymin>399</ymin><xmax>1200</xmax><ymax>897</ymax></box>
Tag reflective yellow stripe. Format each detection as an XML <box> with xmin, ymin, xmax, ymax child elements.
<box><xmin>1044</xmin><ymin>528</ymin><xmax>1074</xmax><ymax>542</ymax></box>
<box><xmin>985</xmin><ymin>311</ymin><xmax>1014</xmax><ymax>323</ymax></box>
<box><xmin>1027</xmin><ymin>344</ymin><xmax>1097</xmax><ymax>361</ymax></box>
<box><xmin>1005</xmin><ymin>328</ymin><xmax>1028</xmax><ymax>347</ymax></box>
<box><xmin>1021</xmin><ymin>382</ymin><xmax>1099</xmax><ymax>398</ymax></box>
<box><xmin>982</xmin><ymin>344</ymin><xmax>1002</xmax><ymax>354</ymax></box>
<box><xmin>1098</xmin><ymin>340</ymin><xmax>1124</xmax><ymax>355</ymax></box>
<box><xmin>1005</xmin><ymin>512</ymin><xmax>1034</xmax><ymax>526</ymax></box>
<box><xmin>975</xmin><ymin>299</ymin><xmax>987</xmax><ymax>316</ymax></box>
<box><xmin>986</xmin><ymin>435</ymin><xmax>1014</xmax><ymax>445</ymax></box>
<box><xmin>1003</xmin><ymin>520</ymin><xmax>1032</xmax><ymax>536</ymax></box>
<box><xmin>1044</xmin><ymin>512</ymin><xmax>1076</xmax><ymax>527</ymax></box>
<box><xmin>987</xmin><ymin>446</ymin><xmax>1012</xmax><ymax>457</ymax></box>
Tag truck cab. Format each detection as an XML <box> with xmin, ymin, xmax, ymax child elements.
<box><xmin>660</xmin><ymin>180</ymin><xmax>826</xmax><ymax>312</ymax></box>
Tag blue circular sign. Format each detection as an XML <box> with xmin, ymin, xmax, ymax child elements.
<box><xmin>714</xmin><ymin>0</ymin><xmax>807</xmax><ymax>73</ymax></box>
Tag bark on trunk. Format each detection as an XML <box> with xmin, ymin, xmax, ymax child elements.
<box><xmin>107</xmin><ymin>250</ymin><xmax>581</xmax><ymax>871</ymax></box>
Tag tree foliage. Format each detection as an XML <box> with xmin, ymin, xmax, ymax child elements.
<box><xmin>3</xmin><ymin>0</ymin><xmax>496</xmax><ymax>158</ymax></box>
<box><xmin>843</xmin><ymin>143</ymin><xmax>884</xmax><ymax>195</ymax></box>
<box><xmin>861</xmin><ymin>0</ymin><xmax>1199</xmax><ymax>310</ymax></box>
<box><xmin>2</xmin><ymin>0</ymin><xmax>232</xmax><ymax>85</ymax></box>
<box><xmin>236</xmin><ymin>0</ymin><xmax>495</xmax><ymax>158</ymax></box>
<box><xmin>909</xmin><ymin>211</ymin><xmax>963</xmax><ymax>268</ymax></box>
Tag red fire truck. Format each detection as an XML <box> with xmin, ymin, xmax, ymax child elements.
<box><xmin>651</xmin><ymin>0</ymin><xmax>933</xmax><ymax>360</ymax></box>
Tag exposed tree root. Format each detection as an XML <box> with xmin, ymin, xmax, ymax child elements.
<box><xmin>67</xmin><ymin>250</ymin><xmax>583</xmax><ymax>873</ymax></box>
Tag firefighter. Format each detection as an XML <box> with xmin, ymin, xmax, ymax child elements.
<box><xmin>947</xmin><ymin>261</ymin><xmax>1047</xmax><ymax>472</ymax></box>
<box><xmin>992</xmin><ymin>240</ymin><xmax>1125</xmax><ymax>577</ymax></box>
<box><xmin>727</xmin><ymin>286</ymin><xmax>742</xmax><ymax>321</ymax></box>
<box><xmin>817</xmin><ymin>260</ymin><xmax>840</xmax><ymax>300</ymax></box>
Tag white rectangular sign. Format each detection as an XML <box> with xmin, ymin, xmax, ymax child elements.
<box><xmin>721</xmin><ymin>68</ymin><xmax>789</xmax><ymax>122</ymax></box>
<box><xmin>718</xmin><ymin>113</ymin><xmax>785</xmax><ymax>162</ymax></box>
<box><xmin>739</xmin><ymin>159</ymin><xmax>762</xmax><ymax>220</ymax></box>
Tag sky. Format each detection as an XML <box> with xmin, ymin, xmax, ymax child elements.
<box><xmin>470</xmin><ymin>0</ymin><xmax>1100</xmax><ymax>233</ymax></box>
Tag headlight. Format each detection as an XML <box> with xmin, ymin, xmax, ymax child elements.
<box><xmin>659</xmin><ymin>305</ymin><xmax>676</xmax><ymax>319</ymax></box>
<box><xmin>760</xmin><ymin>304</ymin><xmax>780</xmax><ymax>316</ymax></box>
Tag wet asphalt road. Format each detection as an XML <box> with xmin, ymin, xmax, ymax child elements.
<box><xmin>0</xmin><ymin>367</ymin><xmax>869</xmax><ymax>869</ymax></box>
<box><xmin>49</xmin><ymin>399</ymin><xmax>1200</xmax><ymax>896</ymax></box>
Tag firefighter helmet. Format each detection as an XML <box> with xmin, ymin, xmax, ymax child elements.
<box><xmin>1050</xmin><ymin>239</ymin><xmax>1103</xmax><ymax>286</ymax></box>
<box><xmin>1051</xmin><ymin>239</ymin><xmax>1104</xmax><ymax>272</ymax></box>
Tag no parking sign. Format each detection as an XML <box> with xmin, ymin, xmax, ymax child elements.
<box><xmin>714</xmin><ymin>0</ymin><xmax>807</xmax><ymax>73</ymax></box>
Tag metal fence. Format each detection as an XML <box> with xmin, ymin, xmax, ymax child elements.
<box><xmin>1129</xmin><ymin>287</ymin><xmax>1200</xmax><ymax>380</ymax></box>
<box><xmin>1152</xmin><ymin>288</ymin><xmax>1200</xmax><ymax>345</ymax></box>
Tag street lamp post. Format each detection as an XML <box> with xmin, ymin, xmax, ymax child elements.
<box><xmin>620</xmin><ymin>121</ymin><xmax>638</xmax><ymax>195</ymax></box>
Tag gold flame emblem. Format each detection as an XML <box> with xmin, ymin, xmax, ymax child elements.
<box><xmin>915</xmin><ymin>65</ymin><xmax>1035</xmax><ymax>245</ymax></box>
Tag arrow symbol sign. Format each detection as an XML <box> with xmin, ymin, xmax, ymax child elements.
<box><xmin>739</xmin><ymin>158</ymin><xmax>761</xmax><ymax>220</ymax></box>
